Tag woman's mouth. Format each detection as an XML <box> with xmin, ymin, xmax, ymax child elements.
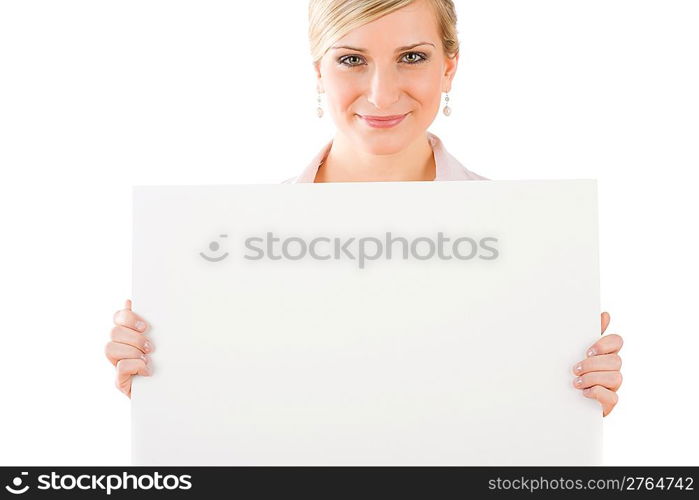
<box><xmin>358</xmin><ymin>113</ymin><xmax>409</xmax><ymax>129</ymax></box>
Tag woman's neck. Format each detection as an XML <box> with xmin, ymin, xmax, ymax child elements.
<box><xmin>314</xmin><ymin>132</ymin><xmax>436</xmax><ymax>183</ymax></box>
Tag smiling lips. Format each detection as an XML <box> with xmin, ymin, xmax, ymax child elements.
<box><xmin>358</xmin><ymin>113</ymin><xmax>409</xmax><ymax>128</ymax></box>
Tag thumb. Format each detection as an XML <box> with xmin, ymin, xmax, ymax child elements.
<box><xmin>601</xmin><ymin>311</ymin><xmax>611</xmax><ymax>335</ymax></box>
<box><xmin>125</xmin><ymin>299</ymin><xmax>132</xmax><ymax>311</ymax></box>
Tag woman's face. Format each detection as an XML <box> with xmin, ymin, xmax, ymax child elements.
<box><xmin>315</xmin><ymin>0</ymin><xmax>458</xmax><ymax>155</ymax></box>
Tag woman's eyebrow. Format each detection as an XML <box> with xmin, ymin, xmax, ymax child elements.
<box><xmin>330</xmin><ymin>42</ymin><xmax>435</xmax><ymax>53</ymax></box>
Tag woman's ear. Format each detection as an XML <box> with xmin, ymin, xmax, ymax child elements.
<box><xmin>313</xmin><ymin>61</ymin><xmax>324</xmax><ymax>93</ymax></box>
<box><xmin>442</xmin><ymin>51</ymin><xmax>459</xmax><ymax>93</ymax></box>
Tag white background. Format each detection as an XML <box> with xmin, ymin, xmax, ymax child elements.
<box><xmin>0</xmin><ymin>0</ymin><xmax>697</xmax><ymax>465</ymax></box>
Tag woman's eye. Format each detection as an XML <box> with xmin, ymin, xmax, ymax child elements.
<box><xmin>339</xmin><ymin>55</ymin><xmax>365</xmax><ymax>67</ymax></box>
<box><xmin>402</xmin><ymin>52</ymin><xmax>427</xmax><ymax>64</ymax></box>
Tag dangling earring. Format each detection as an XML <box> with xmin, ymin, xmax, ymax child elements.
<box><xmin>316</xmin><ymin>91</ymin><xmax>324</xmax><ymax>118</ymax></box>
<box><xmin>442</xmin><ymin>92</ymin><xmax>451</xmax><ymax>116</ymax></box>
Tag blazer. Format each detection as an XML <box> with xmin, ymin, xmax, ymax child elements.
<box><xmin>281</xmin><ymin>131</ymin><xmax>489</xmax><ymax>183</ymax></box>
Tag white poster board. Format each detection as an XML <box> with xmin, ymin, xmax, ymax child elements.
<box><xmin>131</xmin><ymin>180</ymin><xmax>602</xmax><ymax>465</ymax></box>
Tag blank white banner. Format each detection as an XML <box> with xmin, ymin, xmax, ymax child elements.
<box><xmin>131</xmin><ymin>180</ymin><xmax>601</xmax><ymax>465</ymax></box>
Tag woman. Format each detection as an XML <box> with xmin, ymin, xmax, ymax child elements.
<box><xmin>105</xmin><ymin>0</ymin><xmax>624</xmax><ymax>417</ymax></box>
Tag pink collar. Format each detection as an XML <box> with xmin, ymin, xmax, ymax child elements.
<box><xmin>286</xmin><ymin>131</ymin><xmax>488</xmax><ymax>183</ymax></box>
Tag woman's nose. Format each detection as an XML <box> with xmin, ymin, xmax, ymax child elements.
<box><xmin>366</xmin><ymin>65</ymin><xmax>401</xmax><ymax>111</ymax></box>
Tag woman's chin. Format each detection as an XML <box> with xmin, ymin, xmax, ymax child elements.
<box><xmin>351</xmin><ymin>129</ymin><xmax>418</xmax><ymax>156</ymax></box>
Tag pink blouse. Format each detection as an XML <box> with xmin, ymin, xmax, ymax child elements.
<box><xmin>281</xmin><ymin>131</ymin><xmax>489</xmax><ymax>183</ymax></box>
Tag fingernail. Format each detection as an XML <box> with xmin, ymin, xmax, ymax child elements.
<box><xmin>574</xmin><ymin>363</ymin><xmax>582</xmax><ymax>374</ymax></box>
<box><xmin>135</xmin><ymin>320</ymin><xmax>146</xmax><ymax>331</ymax></box>
<box><xmin>144</xmin><ymin>341</ymin><xmax>151</xmax><ymax>352</ymax></box>
<box><xmin>140</xmin><ymin>354</ymin><xmax>147</xmax><ymax>362</ymax></box>
<box><xmin>575</xmin><ymin>377</ymin><xmax>583</xmax><ymax>386</ymax></box>
<box><xmin>586</xmin><ymin>347</ymin><xmax>596</xmax><ymax>357</ymax></box>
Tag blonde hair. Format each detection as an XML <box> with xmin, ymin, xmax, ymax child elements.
<box><xmin>308</xmin><ymin>0</ymin><xmax>459</xmax><ymax>64</ymax></box>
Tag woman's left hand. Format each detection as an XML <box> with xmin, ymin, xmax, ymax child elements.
<box><xmin>571</xmin><ymin>311</ymin><xmax>623</xmax><ymax>416</ymax></box>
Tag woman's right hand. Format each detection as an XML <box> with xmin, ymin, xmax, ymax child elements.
<box><xmin>105</xmin><ymin>299</ymin><xmax>153</xmax><ymax>398</ymax></box>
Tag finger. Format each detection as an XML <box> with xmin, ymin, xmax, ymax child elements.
<box><xmin>125</xmin><ymin>299</ymin><xmax>132</xmax><ymax>310</ymax></box>
<box><xmin>113</xmin><ymin>303</ymin><xmax>149</xmax><ymax>334</ymax></box>
<box><xmin>582</xmin><ymin>385</ymin><xmax>619</xmax><ymax>417</ymax></box>
<box><xmin>572</xmin><ymin>353</ymin><xmax>622</xmax><ymax>375</ymax></box>
<box><xmin>601</xmin><ymin>311</ymin><xmax>610</xmax><ymax>334</ymax></box>
<box><xmin>115</xmin><ymin>358</ymin><xmax>151</xmax><ymax>398</ymax></box>
<box><xmin>586</xmin><ymin>334</ymin><xmax>623</xmax><ymax>357</ymax></box>
<box><xmin>573</xmin><ymin>370</ymin><xmax>623</xmax><ymax>392</ymax></box>
<box><xmin>105</xmin><ymin>340</ymin><xmax>150</xmax><ymax>367</ymax></box>
<box><xmin>109</xmin><ymin>325</ymin><xmax>153</xmax><ymax>355</ymax></box>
